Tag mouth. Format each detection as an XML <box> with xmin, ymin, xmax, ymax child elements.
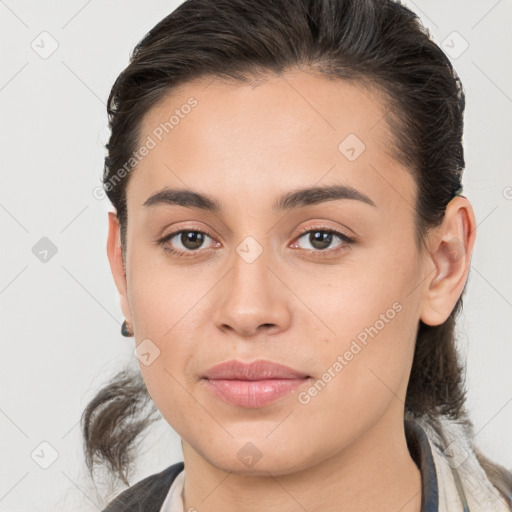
<box><xmin>201</xmin><ymin>359</ymin><xmax>312</xmax><ymax>408</ymax></box>
<box><xmin>202</xmin><ymin>358</ymin><xmax>310</xmax><ymax>380</ymax></box>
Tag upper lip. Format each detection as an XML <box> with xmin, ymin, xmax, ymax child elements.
<box><xmin>203</xmin><ymin>359</ymin><xmax>310</xmax><ymax>380</ymax></box>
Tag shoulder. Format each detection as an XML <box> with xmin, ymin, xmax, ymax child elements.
<box><xmin>103</xmin><ymin>461</ymin><xmax>185</xmax><ymax>512</ymax></box>
<box><xmin>407</xmin><ymin>413</ymin><xmax>511</xmax><ymax>511</ymax></box>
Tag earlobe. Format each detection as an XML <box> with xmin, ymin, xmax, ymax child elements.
<box><xmin>106</xmin><ymin>211</ymin><xmax>133</xmax><ymax>328</ymax></box>
<box><xmin>420</xmin><ymin>197</ymin><xmax>476</xmax><ymax>326</ymax></box>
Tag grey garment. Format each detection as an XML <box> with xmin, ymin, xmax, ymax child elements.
<box><xmin>103</xmin><ymin>461</ymin><xmax>185</xmax><ymax>512</ymax></box>
<box><xmin>405</xmin><ymin>419</ymin><xmax>439</xmax><ymax>511</ymax></box>
<box><xmin>103</xmin><ymin>419</ymin><xmax>439</xmax><ymax>512</ymax></box>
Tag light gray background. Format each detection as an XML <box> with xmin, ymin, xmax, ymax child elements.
<box><xmin>1</xmin><ymin>1</ymin><xmax>511</xmax><ymax>510</ymax></box>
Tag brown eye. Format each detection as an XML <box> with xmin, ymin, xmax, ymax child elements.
<box><xmin>293</xmin><ymin>227</ymin><xmax>355</xmax><ymax>254</ymax></box>
<box><xmin>158</xmin><ymin>229</ymin><xmax>216</xmax><ymax>256</ymax></box>
<box><xmin>178</xmin><ymin>231</ymin><xmax>207</xmax><ymax>250</ymax></box>
<box><xmin>305</xmin><ymin>230</ymin><xmax>335</xmax><ymax>250</ymax></box>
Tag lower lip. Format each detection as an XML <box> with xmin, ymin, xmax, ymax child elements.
<box><xmin>202</xmin><ymin>378</ymin><xmax>310</xmax><ymax>408</ymax></box>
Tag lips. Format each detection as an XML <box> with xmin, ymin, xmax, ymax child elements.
<box><xmin>202</xmin><ymin>359</ymin><xmax>310</xmax><ymax>380</ymax></box>
<box><xmin>201</xmin><ymin>359</ymin><xmax>311</xmax><ymax>408</ymax></box>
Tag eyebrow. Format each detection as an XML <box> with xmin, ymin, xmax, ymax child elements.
<box><xmin>142</xmin><ymin>184</ymin><xmax>376</xmax><ymax>212</ymax></box>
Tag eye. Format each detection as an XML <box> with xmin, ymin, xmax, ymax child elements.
<box><xmin>292</xmin><ymin>226</ymin><xmax>355</xmax><ymax>254</ymax></box>
<box><xmin>158</xmin><ymin>229</ymin><xmax>217</xmax><ymax>257</ymax></box>
<box><xmin>157</xmin><ymin>225</ymin><xmax>355</xmax><ymax>258</ymax></box>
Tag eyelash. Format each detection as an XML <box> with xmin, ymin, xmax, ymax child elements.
<box><xmin>157</xmin><ymin>225</ymin><xmax>356</xmax><ymax>258</ymax></box>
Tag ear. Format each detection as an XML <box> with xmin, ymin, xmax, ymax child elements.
<box><xmin>419</xmin><ymin>196</ymin><xmax>477</xmax><ymax>326</ymax></box>
<box><xmin>106</xmin><ymin>211</ymin><xmax>133</xmax><ymax>328</ymax></box>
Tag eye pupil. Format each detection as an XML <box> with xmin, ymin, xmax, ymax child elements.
<box><xmin>310</xmin><ymin>230</ymin><xmax>332</xmax><ymax>250</ymax></box>
<box><xmin>182</xmin><ymin>231</ymin><xmax>204</xmax><ymax>249</ymax></box>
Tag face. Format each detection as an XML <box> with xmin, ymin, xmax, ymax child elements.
<box><xmin>109</xmin><ymin>69</ymin><xmax>433</xmax><ymax>475</ymax></box>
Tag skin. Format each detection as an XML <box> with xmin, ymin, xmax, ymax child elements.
<box><xmin>107</xmin><ymin>69</ymin><xmax>476</xmax><ymax>512</ymax></box>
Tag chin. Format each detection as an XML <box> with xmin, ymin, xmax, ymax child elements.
<box><xmin>200</xmin><ymin>442</ymin><xmax>317</xmax><ymax>477</ymax></box>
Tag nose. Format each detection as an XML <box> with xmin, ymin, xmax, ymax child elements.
<box><xmin>212</xmin><ymin>243</ymin><xmax>292</xmax><ymax>338</ymax></box>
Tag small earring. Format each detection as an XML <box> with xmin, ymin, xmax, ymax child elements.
<box><xmin>121</xmin><ymin>319</ymin><xmax>133</xmax><ymax>337</ymax></box>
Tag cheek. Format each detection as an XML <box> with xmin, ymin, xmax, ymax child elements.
<box><xmin>290</xmin><ymin>299</ymin><xmax>415</xmax><ymax>457</ymax></box>
<box><xmin>128</xmin><ymin>250</ymin><xmax>211</xmax><ymax>337</ymax></box>
<box><xmin>289</xmin><ymin>243</ymin><xmax>415</xmax><ymax>348</ymax></box>
<box><xmin>126</xmin><ymin>259</ymin><xmax>207</xmax><ymax>421</ymax></box>
<box><xmin>288</xmin><ymin>245</ymin><xmax>418</xmax><ymax>418</ymax></box>
<box><xmin>135</xmin><ymin>334</ymin><xmax>198</xmax><ymax>436</ymax></box>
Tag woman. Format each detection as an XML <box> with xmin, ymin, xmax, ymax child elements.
<box><xmin>81</xmin><ymin>0</ymin><xmax>512</xmax><ymax>510</ymax></box>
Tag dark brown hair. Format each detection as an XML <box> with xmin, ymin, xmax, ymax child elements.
<box><xmin>82</xmin><ymin>0</ymin><xmax>512</xmax><ymax>502</ymax></box>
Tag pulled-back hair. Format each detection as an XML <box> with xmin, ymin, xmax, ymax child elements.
<box><xmin>81</xmin><ymin>0</ymin><xmax>512</xmax><ymax>503</ymax></box>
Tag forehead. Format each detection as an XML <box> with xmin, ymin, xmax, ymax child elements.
<box><xmin>126</xmin><ymin>70</ymin><xmax>414</xmax><ymax>216</ymax></box>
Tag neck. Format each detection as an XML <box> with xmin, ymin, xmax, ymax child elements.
<box><xmin>181</xmin><ymin>407</ymin><xmax>422</xmax><ymax>512</ymax></box>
